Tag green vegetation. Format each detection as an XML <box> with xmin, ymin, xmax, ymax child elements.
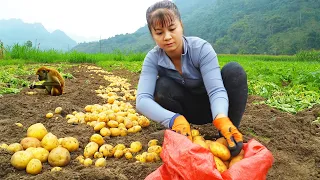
<box><xmin>73</xmin><ymin>0</ymin><xmax>320</xmax><ymax>55</ymax></box>
<box><xmin>1</xmin><ymin>45</ymin><xmax>319</xmax><ymax>115</ymax></box>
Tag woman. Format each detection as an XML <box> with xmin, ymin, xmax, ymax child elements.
<box><xmin>136</xmin><ymin>0</ymin><xmax>248</xmax><ymax>156</ymax></box>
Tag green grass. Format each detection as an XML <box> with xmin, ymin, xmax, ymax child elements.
<box><xmin>1</xmin><ymin>44</ymin><xmax>319</xmax><ymax>115</ymax></box>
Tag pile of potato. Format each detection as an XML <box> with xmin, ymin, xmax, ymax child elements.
<box><xmin>77</xmin><ymin>139</ymin><xmax>162</xmax><ymax>167</ymax></box>
<box><xmin>191</xmin><ymin>129</ymin><xmax>244</xmax><ymax>173</ymax></box>
<box><xmin>1</xmin><ymin>123</ymin><xmax>79</xmax><ymax>175</ymax></box>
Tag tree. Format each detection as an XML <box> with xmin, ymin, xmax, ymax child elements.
<box><xmin>25</xmin><ymin>40</ymin><xmax>32</xmax><ymax>48</ymax></box>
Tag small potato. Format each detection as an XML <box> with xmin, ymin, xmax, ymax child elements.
<box><xmin>83</xmin><ymin>158</ymin><xmax>93</xmax><ymax>167</ymax></box>
<box><xmin>114</xmin><ymin>149</ymin><xmax>124</xmax><ymax>158</ymax></box>
<box><xmin>0</xmin><ymin>143</ymin><xmax>8</xmax><ymax>149</ymax></box>
<box><xmin>84</xmin><ymin>142</ymin><xmax>99</xmax><ymax>158</ymax></box>
<box><xmin>61</xmin><ymin>137</ymin><xmax>79</xmax><ymax>152</ymax></box>
<box><xmin>7</xmin><ymin>143</ymin><xmax>23</xmax><ymax>153</ymax></box>
<box><xmin>99</xmin><ymin>144</ymin><xmax>114</xmax><ymax>157</ymax></box>
<box><xmin>107</xmin><ymin>120</ymin><xmax>119</xmax><ymax>128</ymax></box>
<box><xmin>90</xmin><ymin>134</ymin><xmax>105</xmax><ymax>146</ymax></box>
<box><xmin>54</xmin><ymin>107</ymin><xmax>62</xmax><ymax>114</ymax></box>
<box><xmin>110</xmin><ymin>128</ymin><xmax>121</xmax><ymax>137</ymax></box>
<box><xmin>41</xmin><ymin>133</ymin><xmax>59</xmax><ymax>151</ymax></box>
<box><xmin>215</xmin><ymin>137</ymin><xmax>228</xmax><ymax>147</ymax></box>
<box><xmin>127</xmin><ymin>125</ymin><xmax>142</xmax><ymax>133</ymax></box>
<box><xmin>205</xmin><ymin>140</ymin><xmax>214</xmax><ymax>147</ymax></box>
<box><xmin>119</xmin><ymin>128</ymin><xmax>128</xmax><ymax>136</ymax></box>
<box><xmin>147</xmin><ymin>145</ymin><xmax>162</xmax><ymax>155</ymax></box>
<box><xmin>26</xmin><ymin>147</ymin><xmax>49</xmax><ymax>163</ymax></box>
<box><xmin>48</xmin><ymin>147</ymin><xmax>70</xmax><ymax>167</ymax></box>
<box><xmin>209</xmin><ymin>142</ymin><xmax>231</xmax><ymax>161</ymax></box>
<box><xmin>27</xmin><ymin>123</ymin><xmax>48</xmax><ymax>140</ymax></box>
<box><xmin>95</xmin><ymin>158</ymin><xmax>107</xmax><ymax>167</ymax></box>
<box><xmin>20</xmin><ymin>137</ymin><xmax>41</xmax><ymax>150</ymax></box>
<box><xmin>94</xmin><ymin>122</ymin><xmax>106</xmax><ymax>131</ymax></box>
<box><xmin>214</xmin><ymin>156</ymin><xmax>228</xmax><ymax>173</ymax></box>
<box><xmin>229</xmin><ymin>150</ymin><xmax>244</xmax><ymax>168</ymax></box>
<box><xmin>15</xmin><ymin>123</ymin><xmax>23</xmax><ymax>127</ymax></box>
<box><xmin>94</xmin><ymin>152</ymin><xmax>104</xmax><ymax>159</ymax></box>
<box><xmin>113</xmin><ymin>144</ymin><xmax>126</xmax><ymax>151</ymax></box>
<box><xmin>138</xmin><ymin>116</ymin><xmax>150</xmax><ymax>127</ymax></box>
<box><xmin>26</xmin><ymin>159</ymin><xmax>42</xmax><ymax>175</ymax></box>
<box><xmin>11</xmin><ymin>151</ymin><xmax>34</xmax><ymax>169</ymax></box>
<box><xmin>100</xmin><ymin>127</ymin><xmax>111</xmax><ymax>137</ymax></box>
<box><xmin>51</xmin><ymin>167</ymin><xmax>62</xmax><ymax>172</ymax></box>
<box><xmin>193</xmin><ymin>139</ymin><xmax>209</xmax><ymax>149</ymax></box>
<box><xmin>139</xmin><ymin>152</ymin><xmax>148</xmax><ymax>163</ymax></box>
<box><xmin>148</xmin><ymin>139</ymin><xmax>159</xmax><ymax>147</ymax></box>
<box><xmin>191</xmin><ymin>129</ymin><xmax>200</xmax><ymax>137</ymax></box>
<box><xmin>46</xmin><ymin>113</ymin><xmax>54</xmax><ymax>118</ymax></box>
<box><xmin>130</xmin><ymin>141</ymin><xmax>142</xmax><ymax>153</ymax></box>
<box><xmin>146</xmin><ymin>152</ymin><xmax>157</xmax><ymax>162</ymax></box>
<box><xmin>192</xmin><ymin>136</ymin><xmax>205</xmax><ymax>141</ymax></box>
<box><xmin>125</xmin><ymin>152</ymin><xmax>133</xmax><ymax>160</ymax></box>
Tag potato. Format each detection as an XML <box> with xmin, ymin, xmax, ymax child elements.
<box><xmin>94</xmin><ymin>152</ymin><xmax>104</xmax><ymax>159</ymax></box>
<box><xmin>99</xmin><ymin>144</ymin><xmax>114</xmax><ymax>157</ymax></box>
<box><xmin>84</xmin><ymin>142</ymin><xmax>99</xmax><ymax>158</ymax></box>
<box><xmin>127</xmin><ymin>125</ymin><xmax>142</xmax><ymax>133</ymax></box>
<box><xmin>48</xmin><ymin>147</ymin><xmax>70</xmax><ymax>167</ymax></box>
<box><xmin>54</xmin><ymin>107</ymin><xmax>62</xmax><ymax>114</ymax></box>
<box><xmin>215</xmin><ymin>137</ymin><xmax>228</xmax><ymax>147</ymax></box>
<box><xmin>191</xmin><ymin>129</ymin><xmax>200</xmax><ymax>137</ymax></box>
<box><xmin>130</xmin><ymin>141</ymin><xmax>142</xmax><ymax>153</ymax></box>
<box><xmin>125</xmin><ymin>152</ymin><xmax>133</xmax><ymax>159</ymax></box>
<box><xmin>61</xmin><ymin>137</ymin><xmax>79</xmax><ymax>152</ymax></box>
<box><xmin>95</xmin><ymin>158</ymin><xmax>107</xmax><ymax>167</ymax></box>
<box><xmin>83</xmin><ymin>158</ymin><xmax>93</xmax><ymax>166</ymax></box>
<box><xmin>46</xmin><ymin>113</ymin><xmax>54</xmax><ymax>118</ymax></box>
<box><xmin>138</xmin><ymin>116</ymin><xmax>150</xmax><ymax>127</ymax></box>
<box><xmin>107</xmin><ymin>120</ymin><xmax>119</xmax><ymax>128</ymax></box>
<box><xmin>100</xmin><ymin>127</ymin><xmax>111</xmax><ymax>137</ymax></box>
<box><xmin>15</xmin><ymin>123</ymin><xmax>23</xmax><ymax>127</ymax></box>
<box><xmin>0</xmin><ymin>143</ymin><xmax>8</xmax><ymax>149</ymax></box>
<box><xmin>139</xmin><ymin>152</ymin><xmax>148</xmax><ymax>163</ymax></box>
<box><xmin>119</xmin><ymin>128</ymin><xmax>128</xmax><ymax>136</ymax></box>
<box><xmin>214</xmin><ymin>156</ymin><xmax>228</xmax><ymax>173</ymax></box>
<box><xmin>26</xmin><ymin>147</ymin><xmax>49</xmax><ymax>162</ymax></box>
<box><xmin>193</xmin><ymin>139</ymin><xmax>209</xmax><ymax>149</ymax></box>
<box><xmin>146</xmin><ymin>152</ymin><xmax>157</xmax><ymax>162</ymax></box>
<box><xmin>110</xmin><ymin>128</ymin><xmax>121</xmax><ymax>136</ymax></box>
<box><xmin>114</xmin><ymin>149</ymin><xmax>124</xmax><ymax>158</ymax></box>
<box><xmin>27</xmin><ymin>123</ymin><xmax>48</xmax><ymax>140</ymax></box>
<box><xmin>113</xmin><ymin>144</ymin><xmax>126</xmax><ymax>151</ymax></box>
<box><xmin>7</xmin><ymin>143</ymin><xmax>23</xmax><ymax>153</ymax></box>
<box><xmin>229</xmin><ymin>150</ymin><xmax>244</xmax><ymax>168</ymax></box>
<box><xmin>51</xmin><ymin>167</ymin><xmax>62</xmax><ymax>172</ymax></box>
<box><xmin>205</xmin><ymin>140</ymin><xmax>214</xmax><ymax>147</ymax></box>
<box><xmin>41</xmin><ymin>132</ymin><xmax>59</xmax><ymax>151</ymax></box>
<box><xmin>11</xmin><ymin>151</ymin><xmax>34</xmax><ymax>169</ymax></box>
<box><xmin>20</xmin><ymin>137</ymin><xmax>41</xmax><ymax>150</ymax></box>
<box><xmin>26</xmin><ymin>159</ymin><xmax>42</xmax><ymax>175</ymax></box>
<box><xmin>94</xmin><ymin>122</ymin><xmax>106</xmax><ymax>131</ymax></box>
<box><xmin>209</xmin><ymin>142</ymin><xmax>231</xmax><ymax>161</ymax></box>
<box><xmin>192</xmin><ymin>136</ymin><xmax>205</xmax><ymax>141</ymax></box>
<box><xmin>148</xmin><ymin>139</ymin><xmax>159</xmax><ymax>147</ymax></box>
<box><xmin>124</xmin><ymin>119</ymin><xmax>133</xmax><ymax>129</ymax></box>
<box><xmin>147</xmin><ymin>145</ymin><xmax>162</xmax><ymax>155</ymax></box>
<box><xmin>90</xmin><ymin>134</ymin><xmax>105</xmax><ymax>146</ymax></box>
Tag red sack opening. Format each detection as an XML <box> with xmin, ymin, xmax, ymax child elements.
<box><xmin>145</xmin><ymin>130</ymin><xmax>274</xmax><ymax>180</ymax></box>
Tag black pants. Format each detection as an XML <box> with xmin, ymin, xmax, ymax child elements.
<box><xmin>154</xmin><ymin>62</ymin><xmax>248</xmax><ymax>127</ymax></box>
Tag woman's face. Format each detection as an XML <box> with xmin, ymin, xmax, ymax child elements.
<box><xmin>151</xmin><ymin>18</ymin><xmax>183</xmax><ymax>54</ymax></box>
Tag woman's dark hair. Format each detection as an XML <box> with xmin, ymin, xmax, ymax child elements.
<box><xmin>146</xmin><ymin>1</ymin><xmax>181</xmax><ymax>33</ymax></box>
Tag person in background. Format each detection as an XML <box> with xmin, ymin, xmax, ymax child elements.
<box><xmin>136</xmin><ymin>0</ymin><xmax>248</xmax><ymax>156</ymax></box>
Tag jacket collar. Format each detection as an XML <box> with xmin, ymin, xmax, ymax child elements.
<box><xmin>158</xmin><ymin>36</ymin><xmax>188</xmax><ymax>69</ymax></box>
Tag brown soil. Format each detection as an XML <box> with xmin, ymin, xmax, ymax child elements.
<box><xmin>0</xmin><ymin>64</ymin><xmax>319</xmax><ymax>180</ymax></box>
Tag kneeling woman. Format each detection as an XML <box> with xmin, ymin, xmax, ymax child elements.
<box><xmin>136</xmin><ymin>1</ymin><xmax>248</xmax><ymax>156</ymax></box>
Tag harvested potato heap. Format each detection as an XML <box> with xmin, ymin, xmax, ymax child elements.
<box><xmin>77</xmin><ymin>139</ymin><xmax>162</xmax><ymax>167</ymax></box>
<box><xmin>191</xmin><ymin>129</ymin><xmax>245</xmax><ymax>173</ymax></box>
<box><xmin>1</xmin><ymin>123</ymin><xmax>79</xmax><ymax>175</ymax></box>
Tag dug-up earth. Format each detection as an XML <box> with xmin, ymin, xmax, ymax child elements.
<box><xmin>0</xmin><ymin>64</ymin><xmax>319</xmax><ymax>180</ymax></box>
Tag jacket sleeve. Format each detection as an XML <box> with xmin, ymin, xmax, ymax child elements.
<box><xmin>136</xmin><ymin>52</ymin><xmax>176</xmax><ymax>128</ymax></box>
<box><xmin>198</xmin><ymin>43</ymin><xmax>229</xmax><ymax>120</ymax></box>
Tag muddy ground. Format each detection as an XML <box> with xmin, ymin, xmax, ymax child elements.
<box><xmin>0</xmin><ymin>64</ymin><xmax>319</xmax><ymax>180</ymax></box>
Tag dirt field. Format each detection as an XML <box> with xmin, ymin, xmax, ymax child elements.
<box><xmin>0</xmin><ymin>64</ymin><xmax>319</xmax><ymax>180</ymax></box>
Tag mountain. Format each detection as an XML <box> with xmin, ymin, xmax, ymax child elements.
<box><xmin>72</xmin><ymin>0</ymin><xmax>320</xmax><ymax>55</ymax></box>
<box><xmin>0</xmin><ymin>19</ymin><xmax>77</xmax><ymax>51</ymax></box>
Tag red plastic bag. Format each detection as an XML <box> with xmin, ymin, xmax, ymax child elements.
<box><xmin>145</xmin><ymin>130</ymin><xmax>274</xmax><ymax>180</ymax></box>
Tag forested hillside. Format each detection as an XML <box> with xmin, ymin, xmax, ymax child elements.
<box><xmin>72</xmin><ymin>0</ymin><xmax>320</xmax><ymax>55</ymax></box>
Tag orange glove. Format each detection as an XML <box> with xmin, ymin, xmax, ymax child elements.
<box><xmin>171</xmin><ymin>115</ymin><xmax>192</xmax><ymax>141</ymax></box>
<box><xmin>213</xmin><ymin>117</ymin><xmax>243</xmax><ymax>156</ymax></box>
